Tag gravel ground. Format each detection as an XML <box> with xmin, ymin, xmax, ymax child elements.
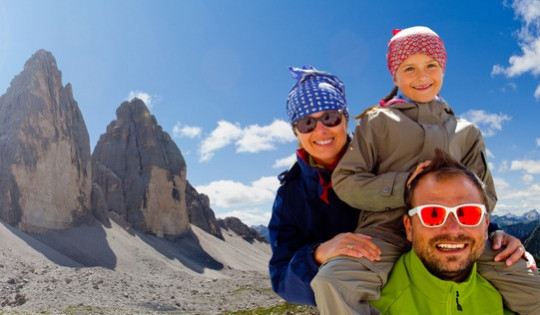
<box><xmin>0</xmin><ymin>221</ymin><xmax>315</xmax><ymax>314</ymax></box>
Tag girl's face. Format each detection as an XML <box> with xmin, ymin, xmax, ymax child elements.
<box><xmin>394</xmin><ymin>53</ymin><xmax>444</xmax><ymax>103</ymax></box>
<box><xmin>295</xmin><ymin>110</ymin><xmax>348</xmax><ymax>169</ymax></box>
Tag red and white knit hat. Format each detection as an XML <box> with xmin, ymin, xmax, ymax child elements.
<box><xmin>387</xmin><ymin>26</ymin><xmax>447</xmax><ymax>79</ymax></box>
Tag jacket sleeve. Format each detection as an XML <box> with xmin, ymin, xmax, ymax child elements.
<box><xmin>461</xmin><ymin>125</ymin><xmax>498</xmax><ymax>211</ymax></box>
<box><xmin>268</xmin><ymin>185</ymin><xmax>320</xmax><ymax>305</ymax></box>
<box><xmin>332</xmin><ymin>117</ymin><xmax>410</xmax><ymax>212</ymax></box>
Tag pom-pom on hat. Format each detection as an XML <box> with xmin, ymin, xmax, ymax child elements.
<box><xmin>387</xmin><ymin>26</ymin><xmax>447</xmax><ymax>79</ymax></box>
<box><xmin>286</xmin><ymin>65</ymin><xmax>348</xmax><ymax>124</ymax></box>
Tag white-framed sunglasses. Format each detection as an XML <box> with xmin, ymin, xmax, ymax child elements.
<box><xmin>408</xmin><ymin>203</ymin><xmax>487</xmax><ymax>228</ymax></box>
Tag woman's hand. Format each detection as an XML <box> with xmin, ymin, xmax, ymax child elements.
<box><xmin>492</xmin><ymin>230</ymin><xmax>537</xmax><ymax>270</ymax></box>
<box><xmin>313</xmin><ymin>232</ymin><xmax>382</xmax><ymax>265</ymax></box>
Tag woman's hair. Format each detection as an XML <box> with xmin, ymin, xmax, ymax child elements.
<box><xmin>355</xmin><ymin>86</ymin><xmax>398</xmax><ymax>119</ymax></box>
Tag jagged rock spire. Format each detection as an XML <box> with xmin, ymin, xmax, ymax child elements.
<box><xmin>92</xmin><ymin>98</ymin><xmax>190</xmax><ymax>238</ymax></box>
<box><xmin>0</xmin><ymin>49</ymin><xmax>92</xmax><ymax>232</ymax></box>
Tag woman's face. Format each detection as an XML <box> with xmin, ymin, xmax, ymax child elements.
<box><xmin>394</xmin><ymin>53</ymin><xmax>444</xmax><ymax>103</ymax></box>
<box><xmin>295</xmin><ymin>110</ymin><xmax>348</xmax><ymax>169</ymax></box>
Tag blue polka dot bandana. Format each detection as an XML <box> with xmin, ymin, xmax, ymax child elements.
<box><xmin>286</xmin><ymin>65</ymin><xmax>348</xmax><ymax>124</ymax></box>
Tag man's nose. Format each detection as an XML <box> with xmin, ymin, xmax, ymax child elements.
<box><xmin>441</xmin><ymin>214</ymin><xmax>462</xmax><ymax>231</ymax></box>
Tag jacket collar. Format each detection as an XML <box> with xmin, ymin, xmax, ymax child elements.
<box><xmin>295</xmin><ymin>139</ymin><xmax>350</xmax><ymax>204</ymax></box>
<box><xmin>405</xmin><ymin>250</ymin><xmax>478</xmax><ymax>302</ymax></box>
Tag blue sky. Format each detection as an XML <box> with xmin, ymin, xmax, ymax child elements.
<box><xmin>1</xmin><ymin>0</ymin><xmax>539</xmax><ymax>226</ymax></box>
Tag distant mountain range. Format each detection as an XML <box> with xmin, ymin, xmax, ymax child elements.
<box><xmin>491</xmin><ymin>209</ymin><xmax>540</xmax><ymax>226</ymax></box>
<box><xmin>491</xmin><ymin>210</ymin><xmax>540</xmax><ymax>241</ymax></box>
<box><xmin>252</xmin><ymin>225</ymin><xmax>270</xmax><ymax>242</ymax></box>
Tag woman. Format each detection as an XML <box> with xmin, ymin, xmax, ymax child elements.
<box><xmin>268</xmin><ymin>65</ymin><xmax>533</xmax><ymax>306</ymax></box>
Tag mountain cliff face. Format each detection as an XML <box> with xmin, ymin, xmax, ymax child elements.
<box><xmin>218</xmin><ymin>217</ymin><xmax>267</xmax><ymax>243</ymax></box>
<box><xmin>186</xmin><ymin>182</ymin><xmax>223</xmax><ymax>239</ymax></box>
<box><xmin>0</xmin><ymin>49</ymin><xmax>247</xmax><ymax>242</ymax></box>
<box><xmin>524</xmin><ymin>224</ymin><xmax>540</xmax><ymax>262</ymax></box>
<box><xmin>0</xmin><ymin>49</ymin><xmax>92</xmax><ymax>232</ymax></box>
<box><xmin>92</xmin><ymin>99</ymin><xmax>191</xmax><ymax>238</ymax></box>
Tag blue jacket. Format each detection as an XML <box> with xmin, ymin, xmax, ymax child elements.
<box><xmin>268</xmin><ymin>149</ymin><xmax>360</xmax><ymax>305</ymax></box>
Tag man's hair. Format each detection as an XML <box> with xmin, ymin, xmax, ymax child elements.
<box><xmin>404</xmin><ymin>148</ymin><xmax>489</xmax><ymax>211</ymax></box>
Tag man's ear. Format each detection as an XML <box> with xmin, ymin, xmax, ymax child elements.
<box><xmin>404</xmin><ymin>215</ymin><xmax>413</xmax><ymax>242</ymax></box>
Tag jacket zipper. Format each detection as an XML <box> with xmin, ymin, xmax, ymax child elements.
<box><xmin>456</xmin><ymin>291</ymin><xmax>463</xmax><ymax>311</ymax></box>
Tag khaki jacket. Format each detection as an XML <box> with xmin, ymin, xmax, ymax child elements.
<box><xmin>332</xmin><ymin>100</ymin><xmax>497</xmax><ymax>235</ymax></box>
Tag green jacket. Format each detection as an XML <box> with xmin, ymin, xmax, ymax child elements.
<box><xmin>371</xmin><ymin>250</ymin><xmax>510</xmax><ymax>314</ymax></box>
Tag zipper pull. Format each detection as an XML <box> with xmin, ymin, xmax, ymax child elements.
<box><xmin>456</xmin><ymin>291</ymin><xmax>463</xmax><ymax>311</ymax></box>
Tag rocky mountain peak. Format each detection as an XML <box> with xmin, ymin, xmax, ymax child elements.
<box><xmin>92</xmin><ymin>99</ymin><xmax>190</xmax><ymax>238</ymax></box>
<box><xmin>218</xmin><ymin>217</ymin><xmax>267</xmax><ymax>243</ymax></box>
<box><xmin>23</xmin><ymin>49</ymin><xmax>58</xmax><ymax>71</ymax></box>
<box><xmin>0</xmin><ymin>49</ymin><xmax>92</xmax><ymax>232</ymax></box>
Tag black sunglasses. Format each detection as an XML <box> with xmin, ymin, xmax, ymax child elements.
<box><xmin>293</xmin><ymin>110</ymin><xmax>345</xmax><ymax>134</ymax></box>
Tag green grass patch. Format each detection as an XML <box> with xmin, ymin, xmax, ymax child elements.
<box><xmin>222</xmin><ymin>302</ymin><xmax>318</xmax><ymax>315</ymax></box>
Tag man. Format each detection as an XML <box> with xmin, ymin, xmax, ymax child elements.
<box><xmin>371</xmin><ymin>149</ymin><xmax>518</xmax><ymax>314</ymax></box>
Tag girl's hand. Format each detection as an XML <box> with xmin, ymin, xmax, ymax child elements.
<box><xmin>407</xmin><ymin>160</ymin><xmax>432</xmax><ymax>187</ymax></box>
<box><xmin>313</xmin><ymin>232</ymin><xmax>382</xmax><ymax>265</ymax></box>
<box><xmin>492</xmin><ymin>230</ymin><xmax>537</xmax><ymax>270</ymax></box>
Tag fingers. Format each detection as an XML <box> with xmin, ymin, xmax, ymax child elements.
<box><xmin>315</xmin><ymin>233</ymin><xmax>385</xmax><ymax>264</ymax></box>
<box><xmin>492</xmin><ymin>232</ymin><xmax>523</xmax><ymax>264</ymax></box>
<box><xmin>407</xmin><ymin>160</ymin><xmax>432</xmax><ymax>186</ymax></box>
<box><xmin>341</xmin><ymin>245</ymin><xmax>379</xmax><ymax>261</ymax></box>
<box><xmin>490</xmin><ymin>231</ymin><xmax>503</xmax><ymax>250</ymax></box>
<box><xmin>502</xmin><ymin>246</ymin><xmax>526</xmax><ymax>267</ymax></box>
<box><xmin>524</xmin><ymin>252</ymin><xmax>537</xmax><ymax>270</ymax></box>
<box><xmin>335</xmin><ymin>233</ymin><xmax>381</xmax><ymax>261</ymax></box>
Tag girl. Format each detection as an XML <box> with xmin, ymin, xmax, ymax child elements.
<box><xmin>311</xmin><ymin>26</ymin><xmax>539</xmax><ymax>314</ymax></box>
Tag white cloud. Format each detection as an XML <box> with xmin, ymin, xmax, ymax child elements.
<box><xmin>522</xmin><ymin>173</ymin><xmax>535</xmax><ymax>184</ymax></box>
<box><xmin>216</xmin><ymin>208</ymin><xmax>271</xmax><ymax>227</ymax></box>
<box><xmin>459</xmin><ymin>110</ymin><xmax>511</xmax><ymax>137</ymax></box>
<box><xmin>486</xmin><ymin>148</ymin><xmax>495</xmax><ymax>159</ymax></box>
<box><xmin>172</xmin><ymin>123</ymin><xmax>202</xmax><ymax>139</ymax></box>
<box><xmin>194</xmin><ymin>176</ymin><xmax>278</xmax><ymax>208</ymax></box>
<box><xmin>492</xmin><ymin>38</ymin><xmax>540</xmax><ymax>77</ymax></box>
<box><xmin>499</xmin><ymin>160</ymin><xmax>509</xmax><ymax>172</ymax></box>
<box><xmin>496</xmin><ymin>182</ymin><xmax>540</xmax><ymax>203</ymax></box>
<box><xmin>494</xmin><ymin>176</ymin><xmax>510</xmax><ymax>191</ymax></box>
<box><xmin>199</xmin><ymin>121</ymin><xmax>243</xmax><ymax>162</ymax></box>
<box><xmin>252</xmin><ymin>176</ymin><xmax>280</xmax><ymax>192</ymax></box>
<box><xmin>535</xmin><ymin>85</ymin><xmax>540</xmax><ymax>100</ymax></box>
<box><xmin>127</xmin><ymin>91</ymin><xmax>153</xmax><ymax>109</ymax></box>
<box><xmin>488</xmin><ymin>162</ymin><xmax>496</xmax><ymax>173</ymax></box>
<box><xmin>537</xmin><ymin>138</ymin><xmax>540</xmax><ymax>146</ymax></box>
<box><xmin>273</xmin><ymin>154</ymin><xmax>296</xmax><ymax>169</ymax></box>
<box><xmin>492</xmin><ymin>0</ymin><xmax>540</xmax><ymax>99</ymax></box>
<box><xmin>493</xmin><ymin>175</ymin><xmax>540</xmax><ymax>214</ymax></box>
<box><xmin>236</xmin><ymin>120</ymin><xmax>295</xmax><ymax>153</ymax></box>
<box><xmin>510</xmin><ymin>159</ymin><xmax>540</xmax><ymax>173</ymax></box>
<box><xmin>498</xmin><ymin>82</ymin><xmax>518</xmax><ymax>93</ymax></box>
<box><xmin>198</xmin><ymin>119</ymin><xmax>295</xmax><ymax>162</ymax></box>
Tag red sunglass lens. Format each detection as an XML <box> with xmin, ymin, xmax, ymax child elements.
<box><xmin>420</xmin><ymin>206</ymin><xmax>446</xmax><ymax>226</ymax></box>
<box><xmin>457</xmin><ymin>206</ymin><xmax>482</xmax><ymax>225</ymax></box>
